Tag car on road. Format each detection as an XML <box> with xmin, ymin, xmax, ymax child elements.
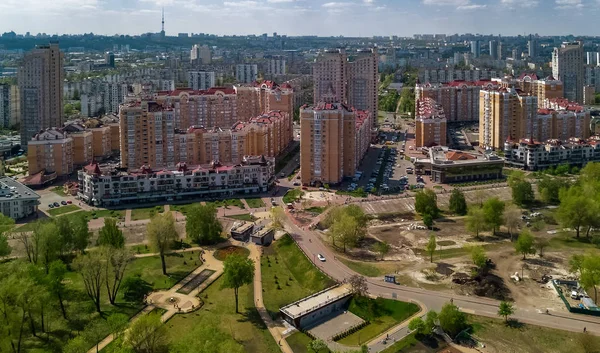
<box><xmin>53</xmin><ymin>202</ymin><xmax>60</xmax><ymax>207</ymax></box>
<box><xmin>293</xmin><ymin>181</ymin><xmax>300</xmax><ymax>186</ymax></box>
<box><xmin>67</xmin><ymin>200</ymin><xmax>72</xmax><ymax>204</ymax></box>
<box><xmin>61</xmin><ymin>201</ymin><xmax>67</xmax><ymax>205</ymax></box>
<box><xmin>317</xmin><ymin>254</ymin><xmax>326</xmax><ymax>262</ymax></box>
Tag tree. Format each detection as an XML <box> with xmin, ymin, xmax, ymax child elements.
<box><xmin>538</xmin><ymin>176</ymin><xmax>569</xmax><ymax>204</ymax></box>
<box><xmin>466</xmin><ymin>206</ymin><xmax>487</xmax><ymax>239</ymax></box>
<box><xmin>83</xmin><ymin>319</ymin><xmax>109</xmax><ymax>353</ymax></box>
<box><xmin>422</xmin><ymin>213</ymin><xmax>434</xmax><ymax>229</ymax></box>
<box><xmin>270</xmin><ymin>206</ymin><xmax>285</xmax><ymax>230</ymax></box>
<box><xmin>515</xmin><ymin>230</ymin><xmax>535</xmax><ymax>259</ymax></box>
<box><xmin>98</xmin><ymin>218</ymin><xmax>125</xmax><ymax>249</ymax></box>
<box><xmin>146</xmin><ymin>212</ymin><xmax>178</xmax><ymax>275</ymax></box>
<box><xmin>470</xmin><ymin>246</ymin><xmax>487</xmax><ymax>271</ymax></box>
<box><xmin>330</xmin><ymin>212</ymin><xmax>365</xmax><ymax>252</ymax></box>
<box><xmin>64</xmin><ymin>336</ymin><xmax>89</xmax><ymax>353</ymax></box>
<box><xmin>126</xmin><ymin>313</ymin><xmax>168</xmax><ymax>353</ymax></box>
<box><xmin>536</xmin><ymin>237</ymin><xmax>550</xmax><ymax>257</ymax></box>
<box><xmin>497</xmin><ymin>301</ymin><xmax>515</xmax><ymax>323</ymax></box>
<box><xmin>482</xmin><ymin>197</ymin><xmax>505</xmax><ymax>236</ymax></box>
<box><xmin>570</xmin><ymin>254</ymin><xmax>585</xmax><ymax>277</ymax></box>
<box><xmin>511</xmin><ymin>180</ymin><xmax>535</xmax><ymax>207</ymax></box>
<box><xmin>107</xmin><ymin>313</ymin><xmax>130</xmax><ymax>340</ymax></box>
<box><xmin>73</xmin><ymin>252</ymin><xmax>105</xmax><ymax>313</ymax></box>
<box><xmin>556</xmin><ymin>186</ymin><xmax>591</xmax><ymax>238</ymax></box>
<box><xmin>122</xmin><ymin>274</ymin><xmax>153</xmax><ymax>303</ymax></box>
<box><xmin>307</xmin><ymin>339</ymin><xmax>328</xmax><ymax>353</ymax></box>
<box><xmin>186</xmin><ymin>204</ymin><xmax>223</xmax><ymax>245</ymax></box>
<box><xmin>503</xmin><ymin>204</ymin><xmax>521</xmax><ymax>241</ymax></box>
<box><xmin>374</xmin><ymin>241</ymin><xmax>391</xmax><ymax>260</ymax></box>
<box><xmin>426</xmin><ymin>234</ymin><xmax>437</xmax><ymax>263</ymax></box>
<box><xmin>105</xmin><ymin>248</ymin><xmax>132</xmax><ymax>305</ymax></box>
<box><xmin>0</xmin><ymin>233</ymin><xmax>11</xmax><ymax>258</ymax></box>
<box><xmin>0</xmin><ymin>213</ymin><xmax>15</xmax><ymax>233</ymax></box>
<box><xmin>72</xmin><ymin>214</ymin><xmax>91</xmax><ymax>253</ymax></box>
<box><xmin>415</xmin><ymin>189</ymin><xmax>439</xmax><ymax>219</ymax></box>
<box><xmin>38</xmin><ymin>222</ymin><xmax>61</xmax><ymax>274</ymax></box>
<box><xmin>438</xmin><ymin>303</ymin><xmax>467</xmax><ymax>337</ymax></box>
<box><xmin>408</xmin><ymin>317</ymin><xmax>428</xmax><ymax>335</ymax></box>
<box><xmin>580</xmin><ymin>255</ymin><xmax>600</xmax><ymax>304</ymax></box>
<box><xmin>47</xmin><ymin>260</ymin><xmax>68</xmax><ymax>319</ymax></box>
<box><xmin>55</xmin><ymin>216</ymin><xmax>74</xmax><ymax>256</ymax></box>
<box><xmin>425</xmin><ymin>310</ymin><xmax>438</xmax><ymax>332</ymax></box>
<box><xmin>449</xmin><ymin>189</ymin><xmax>467</xmax><ymax>215</ymax></box>
<box><xmin>221</xmin><ymin>254</ymin><xmax>254</xmax><ymax>313</ymax></box>
<box><xmin>348</xmin><ymin>275</ymin><xmax>369</xmax><ymax>297</ymax></box>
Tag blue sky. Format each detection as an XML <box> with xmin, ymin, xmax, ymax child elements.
<box><xmin>0</xmin><ymin>0</ymin><xmax>599</xmax><ymax>36</ymax></box>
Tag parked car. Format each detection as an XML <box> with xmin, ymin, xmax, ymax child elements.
<box><xmin>66</xmin><ymin>200</ymin><xmax>72</xmax><ymax>204</ymax></box>
<box><xmin>53</xmin><ymin>202</ymin><xmax>60</xmax><ymax>207</ymax></box>
<box><xmin>317</xmin><ymin>254</ymin><xmax>326</xmax><ymax>262</ymax></box>
<box><xmin>61</xmin><ymin>201</ymin><xmax>67</xmax><ymax>205</ymax></box>
<box><xmin>48</xmin><ymin>204</ymin><xmax>54</xmax><ymax>208</ymax></box>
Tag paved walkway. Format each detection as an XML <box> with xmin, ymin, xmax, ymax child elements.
<box><xmin>250</xmin><ymin>244</ymin><xmax>294</xmax><ymax>353</ymax></box>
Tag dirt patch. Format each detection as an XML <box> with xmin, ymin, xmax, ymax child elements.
<box><xmin>214</xmin><ymin>246</ymin><xmax>250</xmax><ymax>261</ymax></box>
<box><xmin>435</xmin><ymin>263</ymin><xmax>455</xmax><ymax>276</ymax></box>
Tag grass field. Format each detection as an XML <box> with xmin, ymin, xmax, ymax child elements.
<box><xmin>287</xmin><ymin>331</ymin><xmax>330</xmax><ymax>353</ymax></box>
<box><xmin>245</xmin><ymin>198</ymin><xmax>266</xmax><ymax>209</ymax></box>
<box><xmin>227</xmin><ymin>213</ymin><xmax>258</xmax><ymax>222</ymax></box>
<box><xmin>413</xmin><ymin>242</ymin><xmax>510</xmax><ymax>261</ymax></box>
<box><xmin>88</xmin><ymin>209</ymin><xmax>126</xmax><ymax>220</ymax></box>
<box><xmin>51</xmin><ymin>186</ymin><xmax>67</xmax><ymax>196</ymax></box>
<box><xmin>337</xmin><ymin>298</ymin><xmax>420</xmax><ymax>346</ymax></box>
<box><xmin>165</xmin><ymin>276</ymin><xmax>280</xmax><ymax>353</ymax></box>
<box><xmin>214</xmin><ymin>246</ymin><xmax>251</xmax><ymax>261</ymax></box>
<box><xmin>549</xmin><ymin>233</ymin><xmax>600</xmax><ymax>251</ymax></box>
<box><xmin>130</xmin><ymin>206</ymin><xmax>164</xmax><ymax>221</ymax></box>
<box><xmin>261</xmin><ymin>234</ymin><xmax>335</xmax><ymax>317</ymax></box>
<box><xmin>305</xmin><ymin>206</ymin><xmax>327</xmax><ymax>214</ymax></box>
<box><xmin>469</xmin><ymin>315</ymin><xmax>600</xmax><ymax>353</ymax></box>
<box><xmin>47</xmin><ymin>204</ymin><xmax>81</xmax><ymax>216</ymax></box>
<box><xmin>339</xmin><ymin>257</ymin><xmax>399</xmax><ymax>277</ymax></box>
<box><xmin>210</xmin><ymin>199</ymin><xmax>245</xmax><ymax>209</ymax></box>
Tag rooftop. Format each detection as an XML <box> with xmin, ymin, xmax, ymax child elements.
<box><xmin>280</xmin><ymin>284</ymin><xmax>352</xmax><ymax>319</ymax></box>
<box><xmin>416</xmin><ymin>98</ymin><xmax>445</xmax><ymax>120</ymax></box>
<box><xmin>0</xmin><ymin>177</ymin><xmax>40</xmax><ymax>202</ymax></box>
<box><xmin>427</xmin><ymin>147</ymin><xmax>502</xmax><ymax>165</ymax></box>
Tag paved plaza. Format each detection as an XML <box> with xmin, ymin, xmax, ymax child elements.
<box><xmin>307</xmin><ymin>311</ymin><xmax>365</xmax><ymax>341</ymax></box>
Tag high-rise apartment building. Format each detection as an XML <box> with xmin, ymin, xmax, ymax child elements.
<box><xmin>496</xmin><ymin>74</ymin><xmax>564</xmax><ymax>108</ymax></box>
<box><xmin>0</xmin><ymin>85</ymin><xmax>17</xmax><ymax>128</ymax></box>
<box><xmin>552</xmin><ymin>41</ymin><xmax>584</xmax><ymax>103</ymax></box>
<box><xmin>415</xmin><ymin>98</ymin><xmax>447</xmax><ymax>148</ymax></box>
<box><xmin>187</xmin><ymin>71</ymin><xmax>215</xmax><ymax>90</ymax></box>
<box><xmin>489</xmin><ymin>40</ymin><xmax>499</xmax><ymax>60</ymax></box>
<box><xmin>300</xmin><ymin>103</ymin><xmax>371</xmax><ymax>185</ymax></box>
<box><xmin>190</xmin><ymin>44</ymin><xmax>211</xmax><ymax>65</ymax></box>
<box><xmin>586</xmin><ymin>52</ymin><xmax>598</xmax><ymax>66</ymax></box>
<box><xmin>27</xmin><ymin>128</ymin><xmax>73</xmax><ymax>177</ymax></box>
<box><xmin>19</xmin><ymin>43</ymin><xmax>64</xmax><ymax>147</ymax></box>
<box><xmin>313</xmin><ymin>48</ymin><xmax>378</xmax><ymax>127</ymax></box>
<box><xmin>528</xmin><ymin>37</ymin><xmax>537</xmax><ymax>58</ymax></box>
<box><xmin>236</xmin><ymin>64</ymin><xmax>258</xmax><ymax>84</ymax></box>
<box><xmin>267</xmin><ymin>58</ymin><xmax>287</xmax><ymax>76</ymax></box>
<box><xmin>470</xmin><ymin>40</ymin><xmax>481</xmax><ymax>58</ymax></box>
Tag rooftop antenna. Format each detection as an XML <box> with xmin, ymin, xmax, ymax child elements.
<box><xmin>161</xmin><ymin>7</ymin><xmax>165</xmax><ymax>35</ymax></box>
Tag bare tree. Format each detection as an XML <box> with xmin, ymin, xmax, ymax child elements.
<box><xmin>347</xmin><ymin>275</ymin><xmax>369</xmax><ymax>298</ymax></box>
<box><xmin>504</xmin><ymin>204</ymin><xmax>521</xmax><ymax>241</ymax></box>
<box><xmin>73</xmin><ymin>252</ymin><xmax>105</xmax><ymax>313</ymax></box>
<box><xmin>105</xmin><ymin>248</ymin><xmax>132</xmax><ymax>305</ymax></box>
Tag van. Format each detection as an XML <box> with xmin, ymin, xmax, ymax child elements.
<box><xmin>571</xmin><ymin>291</ymin><xmax>580</xmax><ymax>300</ymax></box>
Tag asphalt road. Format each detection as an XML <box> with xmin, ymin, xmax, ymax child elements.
<box><xmin>280</xmin><ymin>210</ymin><xmax>600</xmax><ymax>338</ymax></box>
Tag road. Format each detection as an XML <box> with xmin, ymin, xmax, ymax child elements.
<box><xmin>280</xmin><ymin>210</ymin><xmax>600</xmax><ymax>340</ymax></box>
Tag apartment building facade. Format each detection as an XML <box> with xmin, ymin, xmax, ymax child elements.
<box><xmin>190</xmin><ymin>44</ymin><xmax>211</xmax><ymax>65</ymax></box>
<box><xmin>78</xmin><ymin>156</ymin><xmax>275</xmax><ymax>207</ymax></box>
<box><xmin>0</xmin><ymin>177</ymin><xmax>40</xmax><ymax>220</ymax></box>
<box><xmin>552</xmin><ymin>42</ymin><xmax>584</xmax><ymax>103</ymax></box>
<box><xmin>300</xmin><ymin>103</ymin><xmax>370</xmax><ymax>185</ymax></box>
<box><xmin>90</xmin><ymin>126</ymin><xmax>112</xmax><ymax>159</ymax></box>
<box><xmin>188</xmin><ymin>71</ymin><xmax>215</xmax><ymax>90</ymax></box>
<box><xmin>0</xmin><ymin>84</ymin><xmax>19</xmax><ymax>128</ymax></box>
<box><xmin>70</xmin><ymin>130</ymin><xmax>93</xmax><ymax>166</ymax></box>
<box><xmin>19</xmin><ymin>43</ymin><xmax>64</xmax><ymax>147</ymax></box>
<box><xmin>497</xmin><ymin>74</ymin><xmax>564</xmax><ymax>108</ymax></box>
<box><xmin>415</xmin><ymin>98</ymin><xmax>447</xmax><ymax>147</ymax></box>
<box><xmin>267</xmin><ymin>58</ymin><xmax>287</xmax><ymax>76</ymax></box>
<box><xmin>418</xmin><ymin>69</ymin><xmax>499</xmax><ymax>84</ymax></box>
<box><xmin>236</xmin><ymin>64</ymin><xmax>258</xmax><ymax>84</ymax></box>
<box><xmin>505</xmin><ymin>137</ymin><xmax>600</xmax><ymax>170</ymax></box>
<box><xmin>27</xmin><ymin>128</ymin><xmax>73</xmax><ymax>177</ymax></box>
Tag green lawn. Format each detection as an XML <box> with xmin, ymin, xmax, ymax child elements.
<box><xmin>305</xmin><ymin>206</ymin><xmax>327</xmax><ymax>214</ymax></box>
<box><xmin>261</xmin><ymin>234</ymin><xmax>335</xmax><ymax>317</ymax></box>
<box><xmin>125</xmin><ymin>253</ymin><xmax>198</xmax><ymax>290</ymax></box>
<box><xmin>413</xmin><ymin>242</ymin><xmax>510</xmax><ymax>260</ymax></box>
<box><xmin>468</xmin><ymin>315</ymin><xmax>600</xmax><ymax>353</ymax></box>
<box><xmin>337</xmin><ymin>297</ymin><xmax>420</xmax><ymax>346</ymax></box>
<box><xmin>171</xmin><ymin>203</ymin><xmax>199</xmax><ymax>215</ymax></box>
<box><xmin>380</xmin><ymin>332</ymin><xmax>419</xmax><ymax>353</ymax></box>
<box><xmin>14</xmin><ymin>221</ymin><xmax>39</xmax><ymax>232</ymax></box>
<box><xmin>47</xmin><ymin>204</ymin><xmax>81</xmax><ymax>216</ymax></box>
<box><xmin>283</xmin><ymin>189</ymin><xmax>304</xmax><ymax>204</ymax></box>
<box><xmin>245</xmin><ymin>198</ymin><xmax>266</xmax><ymax>209</ymax></box>
<box><xmin>549</xmin><ymin>233</ymin><xmax>600</xmax><ymax>251</ymax></box>
<box><xmin>339</xmin><ymin>257</ymin><xmax>398</xmax><ymax>277</ymax></box>
<box><xmin>287</xmin><ymin>331</ymin><xmax>330</xmax><ymax>353</ymax></box>
<box><xmin>165</xmin><ymin>276</ymin><xmax>280</xmax><ymax>353</ymax></box>
<box><xmin>130</xmin><ymin>206</ymin><xmax>164</xmax><ymax>221</ymax></box>
<box><xmin>227</xmin><ymin>213</ymin><xmax>258</xmax><ymax>222</ymax></box>
<box><xmin>88</xmin><ymin>209</ymin><xmax>126</xmax><ymax>220</ymax></box>
<box><xmin>210</xmin><ymin>199</ymin><xmax>245</xmax><ymax>209</ymax></box>
<box><xmin>51</xmin><ymin>186</ymin><xmax>67</xmax><ymax>196</ymax></box>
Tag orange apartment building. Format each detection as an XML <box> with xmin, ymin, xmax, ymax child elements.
<box><xmin>415</xmin><ymin>80</ymin><xmax>499</xmax><ymax>122</ymax></box>
<box><xmin>497</xmin><ymin>74</ymin><xmax>564</xmax><ymax>108</ymax></box>
<box><xmin>415</xmin><ymin>98</ymin><xmax>447</xmax><ymax>147</ymax></box>
<box><xmin>27</xmin><ymin>128</ymin><xmax>73</xmax><ymax>177</ymax></box>
<box><xmin>108</xmin><ymin>123</ymin><xmax>120</xmax><ymax>152</ymax></box>
<box><xmin>300</xmin><ymin>103</ymin><xmax>371</xmax><ymax>185</ymax></box>
<box><xmin>90</xmin><ymin>126</ymin><xmax>112</xmax><ymax>160</ymax></box>
<box><xmin>71</xmin><ymin>130</ymin><xmax>93</xmax><ymax>166</ymax></box>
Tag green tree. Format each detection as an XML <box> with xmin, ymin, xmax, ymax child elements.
<box><xmin>330</xmin><ymin>212</ymin><xmax>365</xmax><ymax>252</ymax></box>
<box><xmin>449</xmin><ymin>189</ymin><xmax>468</xmax><ymax>215</ymax></box>
<box><xmin>570</xmin><ymin>254</ymin><xmax>585</xmax><ymax>276</ymax></box>
<box><xmin>536</xmin><ymin>237</ymin><xmax>550</xmax><ymax>257</ymax></box>
<box><xmin>73</xmin><ymin>251</ymin><xmax>105</xmax><ymax>313</ymax></box>
<box><xmin>125</xmin><ymin>313</ymin><xmax>168</xmax><ymax>353</ymax></box>
<box><xmin>466</xmin><ymin>206</ymin><xmax>487</xmax><ymax>239</ymax></box>
<box><xmin>122</xmin><ymin>274</ymin><xmax>153</xmax><ymax>303</ymax></box>
<box><xmin>83</xmin><ymin>319</ymin><xmax>109</xmax><ymax>353</ymax></box>
<box><xmin>64</xmin><ymin>103</ymin><xmax>74</xmax><ymax>116</ymax></box>
<box><xmin>307</xmin><ymin>339</ymin><xmax>328</xmax><ymax>353</ymax></box>
<box><xmin>105</xmin><ymin>248</ymin><xmax>132</xmax><ymax>305</ymax></box>
<box><xmin>422</xmin><ymin>213</ymin><xmax>434</xmax><ymax>229</ymax></box>
<box><xmin>38</xmin><ymin>222</ymin><xmax>61</xmax><ymax>274</ymax></box>
<box><xmin>425</xmin><ymin>310</ymin><xmax>438</xmax><ymax>332</ymax></box>
<box><xmin>0</xmin><ymin>213</ymin><xmax>15</xmax><ymax>233</ymax></box>
<box><xmin>374</xmin><ymin>241</ymin><xmax>391</xmax><ymax>260</ymax></box>
<box><xmin>482</xmin><ymin>197</ymin><xmax>505</xmax><ymax>236</ymax></box>
<box><xmin>64</xmin><ymin>336</ymin><xmax>89</xmax><ymax>353</ymax></box>
<box><xmin>47</xmin><ymin>260</ymin><xmax>68</xmax><ymax>319</ymax></box>
<box><xmin>146</xmin><ymin>212</ymin><xmax>178</xmax><ymax>275</ymax></box>
<box><xmin>107</xmin><ymin>313</ymin><xmax>130</xmax><ymax>340</ymax></box>
<box><xmin>98</xmin><ymin>218</ymin><xmax>125</xmax><ymax>249</ymax></box>
<box><xmin>510</xmin><ymin>180</ymin><xmax>535</xmax><ymax>207</ymax></box>
<box><xmin>497</xmin><ymin>301</ymin><xmax>515</xmax><ymax>323</ymax></box>
<box><xmin>438</xmin><ymin>303</ymin><xmax>467</xmax><ymax>337</ymax></box>
<box><xmin>580</xmin><ymin>254</ymin><xmax>600</xmax><ymax>304</ymax></box>
<box><xmin>55</xmin><ymin>216</ymin><xmax>74</xmax><ymax>256</ymax></box>
<box><xmin>398</xmin><ymin>88</ymin><xmax>415</xmax><ymax>115</ymax></box>
<box><xmin>538</xmin><ymin>177</ymin><xmax>569</xmax><ymax>204</ymax></box>
<box><xmin>515</xmin><ymin>229</ymin><xmax>536</xmax><ymax>259</ymax></box>
<box><xmin>426</xmin><ymin>234</ymin><xmax>437</xmax><ymax>263</ymax></box>
<box><xmin>415</xmin><ymin>189</ymin><xmax>439</xmax><ymax>219</ymax></box>
<box><xmin>556</xmin><ymin>186</ymin><xmax>590</xmax><ymax>238</ymax></box>
<box><xmin>470</xmin><ymin>246</ymin><xmax>487</xmax><ymax>271</ymax></box>
<box><xmin>0</xmin><ymin>233</ymin><xmax>11</xmax><ymax>258</ymax></box>
<box><xmin>72</xmin><ymin>214</ymin><xmax>91</xmax><ymax>253</ymax></box>
<box><xmin>186</xmin><ymin>204</ymin><xmax>223</xmax><ymax>245</ymax></box>
<box><xmin>221</xmin><ymin>254</ymin><xmax>255</xmax><ymax>313</ymax></box>
<box><xmin>270</xmin><ymin>206</ymin><xmax>285</xmax><ymax>230</ymax></box>
<box><xmin>408</xmin><ymin>317</ymin><xmax>428</xmax><ymax>336</ymax></box>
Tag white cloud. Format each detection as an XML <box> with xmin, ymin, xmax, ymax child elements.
<box><xmin>555</xmin><ymin>0</ymin><xmax>583</xmax><ymax>9</ymax></box>
<box><xmin>457</xmin><ymin>3</ymin><xmax>486</xmax><ymax>9</ymax></box>
<box><xmin>267</xmin><ymin>0</ymin><xmax>294</xmax><ymax>3</ymax></box>
<box><xmin>422</xmin><ymin>0</ymin><xmax>470</xmax><ymax>5</ymax></box>
<box><xmin>500</xmin><ymin>0</ymin><xmax>539</xmax><ymax>8</ymax></box>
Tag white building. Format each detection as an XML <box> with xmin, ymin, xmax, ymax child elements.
<box><xmin>188</xmin><ymin>71</ymin><xmax>216</xmax><ymax>90</ymax></box>
<box><xmin>190</xmin><ymin>44</ymin><xmax>211</xmax><ymax>65</ymax></box>
<box><xmin>236</xmin><ymin>64</ymin><xmax>258</xmax><ymax>84</ymax></box>
<box><xmin>78</xmin><ymin>156</ymin><xmax>275</xmax><ymax>207</ymax></box>
<box><xmin>504</xmin><ymin>136</ymin><xmax>600</xmax><ymax>170</ymax></box>
<box><xmin>267</xmin><ymin>58</ymin><xmax>286</xmax><ymax>76</ymax></box>
<box><xmin>553</xmin><ymin>42</ymin><xmax>584</xmax><ymax>103</ymax></box>
<box><xmin>0</xmin><ymin>177</ymin><xmax>40</xmax><ymax>220</ymax></box>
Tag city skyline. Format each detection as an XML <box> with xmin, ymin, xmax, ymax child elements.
<box><xmin>2</xmin><ymin>0</ymin><xmax>600</xmax><ymax>37</ymax></box>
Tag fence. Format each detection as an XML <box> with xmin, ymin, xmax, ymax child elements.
<box><xmin>552</xmin><ymin>280</ymin><xmax>600</xmax><ymax>317</ymax></box>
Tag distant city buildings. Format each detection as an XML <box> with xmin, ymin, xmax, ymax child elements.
<box><xmin>236</xmin><ymin>64</ymin><xmax>258</xmax><ymax>84</ymax></box>
<box><xmin>190</xmin><ymin>44</ymin><xmax>211</xmax><ymax>65</ymax></box>
<box><xmin>418</xmin><ymin>69</ymin><xmax>499</xmax><ymax>84</ymax></box>
<box><xmin>267</xmin><ymin>57</ymin><xmax>286</xmax><ymax>76</ymax></box>
<box><xmin>415</xmin><ymin>98</ymin><xmax>447</xmax><ymax>148</ymax></box>
<box><xmin>313</xmin><ymin>48</ymin><xmax>378</xmax><ymax>127</ymax></box>
<box><xmin>470</xmin><ymin>40</ymin><xmax>481</xmax><ymax>58</ymax></box>
<box><xmin>552</xmin><ymin>41</ymin><xmax>584</xmax><ymax>103</ymax></box>
<box><xmin>0</xmin><ymin>84</ymin><xmax>19</xmax><ymax>128</ymax></box>
<box><xmin>187</xmin><ymin>71</ymin><xmax>215</xmax><ymax>90</ymax></box>
<box><xmin>299</xmin><ymin>103</ymin><xmax>371</xmax><ymax>185</ymax></box>
<box><xmin>18</xmin><ymin>43</ymin><xmax>64</xmax><ymax>147</ymax></box>
<box><xmin>496</xmin><ymin>73</ymin><xmax>564</xmax><ymax>108</ymax></box>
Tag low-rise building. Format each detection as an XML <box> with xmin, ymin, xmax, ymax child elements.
<box><xmin>415</xmin><ymin>98</ymin><xmax>447</xmax><ymax>148</ymax></box>
<box><xmin>504</xmin><ymin>136</ymin><xmax>600</xmax><ymax>170</ymax></box>
<box><xmin>78</xmin><ymin>156</ymin><xmax>275</xmax><ymax>206</ymax></box>
<box><xmin>280</xmin><ymin>284</ymin><xmax>353</xmax><ymax>329</ymax></box>
<box><xmin>0</xmin><ymin>177</ymin><xmax>40</xmax><ymax>220</ymax></box>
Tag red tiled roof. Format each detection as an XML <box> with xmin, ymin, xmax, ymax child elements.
<box><xmin>445</xmin><ymin>151</ymin><xmax>476</xmax><ymax>161</ymax></box>
<box><xmin>518</xmin><ymin>73</ymin><xmax>538</xmax><ymax>81</ymax></box>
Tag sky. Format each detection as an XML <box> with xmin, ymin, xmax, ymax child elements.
<box><xmin>0</xmin><ymin>0</ymin><xmax>599</xmax><ymax>37</ymax></box>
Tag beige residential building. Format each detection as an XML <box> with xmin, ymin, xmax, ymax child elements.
<box><xmin>19</xmin><ymin>43</ymin><xmax>64</xmax><ymax>147</ymax></box>
<box><xmin>300</xmin><ymin>103</ymin><xmax>370</xmax><ymax>185</ymax></box>
<box><xmin>552</xmin><ymin>41</ymin><xmax>584</xmax><ymax>103</ymax></box>
<box><xmin>27</xmin><ymin>128</ymin><xmax>73</xmax><ymax>177</ymax></box>
<box><xmin>313</xmin><ymin>48</ymin><xmax>378</xmax><ymax>127</ymax></box>
<box><xmin>584</xmin><ymin>85</ymin><xmax>596</xmax><ymax>105</ymax></box>
<box><xmin>90</xmin><ymin>126</ymin><xmax>112</xmax><ymax>159</ymax></box>
<box><xmin>71</xmin><ymin>130</ymin><xmax>93</xmax><ymax>166</ymax></box>
<box><xmin>235</xmin><ymin>81</ymin><xmax>295</xmax><ymax>126</ymax></box>
<box><xmin>415</xmin><ymin>98</ymin><xmax>447</xmax><ymax>147</ymax></box>
<box><xmin>108</xmin><ymin>123</ymin><xmax>120</xmax><ymax>152</ymax></box>
<box><xmin>497</xmin><ymin>74</ymin><xmax>564</xmax><ymax>108</ymax></box>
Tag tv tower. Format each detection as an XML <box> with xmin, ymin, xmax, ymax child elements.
<box><xmin>160</xmin><ymin>7</ymin><xmax>165</xmax><ymax>38</ymax></box>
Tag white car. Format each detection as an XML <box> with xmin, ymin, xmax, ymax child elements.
<box><xmin>317</xmin><ymin>254</ymin><xmax>326</xmax><ymax>262</ymax></box>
